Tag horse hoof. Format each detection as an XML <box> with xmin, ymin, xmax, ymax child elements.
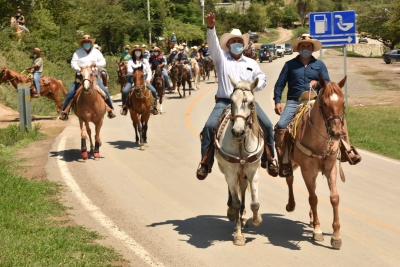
<box><xmin>94</xmin><ymin>152</ymin><xmax>100</xmax><ymax>160</ymax></box>
<box><xmin>144</xmin><ymin>142</ymin><xmax>149</xmax><ymax>147</ymax></box>
<box><xmin>82</xmin><ymin>151</ymin><xmax>88</xmax><ymax>160</ymax></box>
<box><xmin>331</xmin><ymin>237</ymin><xmax>342</xmax><ymax>249</ymax></box>
<box><xmin>286</xmin><ymin>203</ymin><xmax>295</xmax><ymax>212</ymax></box>
<box><xmin>227</xmin><ymin>208</ymin><xmax>235</xmax><ymax>221</ymax></box>
<box><xmin>313</xmin><ymin>232</ymin><xmax>324</xmax><ymax>242</ymax></box>
<box><xmin>140</xmin><ymin>146</ymin><xmax>145</xmax><ymax>150</ymax></box>
<box><xmin>252</xmin><ymin>215</ymin><xmax>262</xmax><ymax>227</ymax></box>
<box><xmin>233</xmin><ymin>235</ymin><xmax>246</xmax><ymax>246</ymax></box>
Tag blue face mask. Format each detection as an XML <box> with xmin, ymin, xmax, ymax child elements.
<box><xmin>230</xmin><ymin>43</ymin><xmax>244</xmax><ymax>55</ymax></box>
<box><xmin>83</xmin><ymin>43</ymin><xmax>91</xmax><ymax>50</ymax></box>
<box><xmin>299</xmin><ymin>49</ymin><xmax>313</xmax><ymax>58</ymax></box>
<box><xmin>125</xmin><ymin>49</ymin><xmax>129</xmax><ymax>53</ymax></box>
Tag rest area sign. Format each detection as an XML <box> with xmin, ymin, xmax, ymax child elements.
<box><xmin>309</xmin><ymin>11</ymin><xmax>356</xmax><ymax>46</ymax></box>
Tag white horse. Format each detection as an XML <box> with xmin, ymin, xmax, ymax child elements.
<box><xmin>214</xmin><ymin>76</ymin><xmax>264</xmax><ymax>246</ymax></box>
<box><xmin>189</xmin><ymin>58</ymin><xmax>201</xmax><ymax>90</ymax></box>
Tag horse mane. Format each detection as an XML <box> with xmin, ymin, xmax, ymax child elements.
<box><xmin>321</xmin><ymin>80</ymin><xmax>344</xmax><ymax>99</ymax></box>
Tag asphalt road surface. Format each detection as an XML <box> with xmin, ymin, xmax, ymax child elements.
<box><xmin>47</xmin><ymin>53</ymin><xmax>400</xmax><ymax>267</ymax></box>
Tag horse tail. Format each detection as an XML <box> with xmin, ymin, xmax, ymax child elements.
<box><xmin>59</xmin><ymin>80</ymin><xmax>67</xmax><ymax>97</ymax></box>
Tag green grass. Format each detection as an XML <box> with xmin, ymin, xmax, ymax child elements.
<box><xmin>0</xmin><ymin>124</ymin><xmax>126</xmax><ymax>266</ymax></box>
<box><xmin>346</xmin><ymin>106</ymin><xmax>400</xmax><ymax>160</ymax></box>
<box><xmin>258</xmin><ymin>28</ymin><xmax>280</xmax><ymax>44</ymax></box>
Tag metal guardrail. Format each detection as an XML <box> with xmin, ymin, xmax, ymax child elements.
<box><xmin>17</xmin><ymin>83</ymin><xmax>32</xmax><ymax>131</ymax></box>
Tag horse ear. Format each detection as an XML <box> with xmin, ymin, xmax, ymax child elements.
<box><xmin>318</xmin><ymin>76</ymin><xmax>326</xmax><ymax>89</ymax></box>
<box><xmin>228</xmin><ymin>75</ymin><xmax>238</xmax><ymax>88</ymax></box>
<box><xmin>337</xmin><ymin>76</ymin><xmax>347</xmax><ymax>88</ymax></box>
<box><xmin>250</xmin><ymin>78</ymin><xmax>259</xmax><ymax>92</ymax></box>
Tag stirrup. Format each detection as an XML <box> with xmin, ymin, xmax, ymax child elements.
<box><xmin>340</xmin><ymin>146</ymin><xmax>362</xmax><ymax>165</ymax></box>
<box><xmin>59</xmin><ymin>111</ymin><xmax>69</xmax><ymax>121</ymax></box>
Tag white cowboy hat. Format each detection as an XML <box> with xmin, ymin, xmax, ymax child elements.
<box><xmin>141</xmin><ymin>44</ymin><xmax>147</xmax><ymax>48</ymax></box>
<box><xmin>219</xmin><ymin>28</ymin><xmax>249</xmax><ymax>52</ymax></box>
<box><xmin>291</xmin><ymin>34</ymin><xmax>322</xmax><ymax>52</ymax></box>
<box><xmin>191</xmin><ymin>46</ymin><xmax>198</xmax><ymax>50</ymax></box>
<box><xmin>93</xmin><ymin>44</ymin><xmax>99</xmax><ymax>49</ymax></box>
<box><xmin>77</xmin><ymin>34</ymin><xmax>96</xmax><ymax>46</ymax></box>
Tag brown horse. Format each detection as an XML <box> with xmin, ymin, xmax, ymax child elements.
<box><xmin>165</xmin><ymin>40</ymin><xmax>176</xmax><ymax>54</ymax></box>
<box><xmin>117</xmin><ymin>62</ymin><xmax>128</xmax><ymax>93</ymax></box>
<box><xmin>126</xmin><ymin>66</ymin><xmax>151</xmax><ymax>150</ymax></box>
<box><xmin>169</xmin><ymin>62</ymin><xmax>192</xmax><ymax>98</ymax></box>
<box><xmin>10</xmin><ymin>17</ymin><xmax>23</xmax><ymax>42</ymax></box>
<box><xmin>0</xmin><ymin>66</ymin><xmax>67</xmax><ymax>114</ymax></box>
<box><xmin>283</xmin><ymin>76</ymin><xmax>347</xmax><ymax>249</ymax></box>
<box><xmin>72</xmin><ymin>66</ymin><xmax>107</xmax><ymax>160</ymax></box>
<box><xmin>151</xmin><ymin>66</ymin><xmax>165</xmax><ymax>114</ymax></box>
<box><xmin>200</xmin><ymin>56</ymin><xmax>217</xmax><ymax>83</ymax></box>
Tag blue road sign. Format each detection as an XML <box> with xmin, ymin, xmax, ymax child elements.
<box><xmin>309</xmin><ymin>10</ymin><xmax>356</xmax><ymax>46</ymax></box>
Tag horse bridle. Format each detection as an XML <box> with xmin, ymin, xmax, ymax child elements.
<box><xmin>79</xmin><ymin>70</ymin><xmax>95</xmax><ymax>94</ymax></box>
<box><xmin>230</xmin><ymin>87</ymin><xmax>255</xmax><ymax>128</ymax></box>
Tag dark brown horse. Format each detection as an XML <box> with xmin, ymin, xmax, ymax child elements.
<box><xmin>151</xmin><ymin>66</ymin><xmax>165</xmax><ymax>114</ymax></box>
<box><xmin>283</xmin><ymin>76</ymin><xmax>348</xmax><ymax>249</ymax></box>
<box><xmin>126</xmin><ymin>66</ymin><xmax>151</xmax><ymax>150</ymax></box>
<box><xmin>169</xmin><ymin>62</ymin><xmax>192</xmax><ymax>98</ymax></box>
<box><xmin>117</xmin><ymin>62</ymin><xmax>128</xmax><ymax>93</ymax></box>
<box><xmin>73</xmin><ymin>66</ymin><xmax>106</xmax><ymax>160</ymax></box>
<box><xmin>200</xmin><ymin>56</ymin><xmax>217</xmax><ymax>83</ymax></box>
<box><xmin>0</xmin><ymin>66</ymin><xmax>67</xmax><ymax>114</ymax></box>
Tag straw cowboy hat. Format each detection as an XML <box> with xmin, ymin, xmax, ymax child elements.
<box><xmin>129</xmin><ymin>45</ymin><xmax>145</xmax><ymax>55</ymax></box>
<box><xmin>153</xmin><ymin>47</ymin><xmax>162</xmax><ymax>52</ymax></box>
<box><xmin>17</xmin><ymin>9</ymin><xmax>23</xmax><ymax>15</ymax></box>
<box><xmin>191</xmin><ymin>46</ymin><xmax>198</xmax><ymax>50</ymax></box>
<box><xmin>182</xmin><ymin>43</ymin><xmax>187</xmax><ymax>46</ymax></box>
<box><xmin>93</xmin><ymin>44</ymin><xmax>102</xmax><ymax>51</ymax></box>
<box><xmin>77</xmin><ymin>34</ymin><xmax>96</xmax><ymax>46</ymax></box>
<box><xmin>141</xmin><ymin>44</ymin><xmax>147</xmax><ymax>48</ymax></box>
<box><xmin>31</xmin><ymin>47</ymin><xmax>42</xmax><ymax>55</ymax></box>
<box><xmin>178</xmin><ymin>45</ymin><xmax>184</xmax><ymax>50</ymax></box>
<box><xmin>219</xmin><ymin>28</ymin><xmax>249</xmax><ymax>52</ymax></box>
<box><xmin>291</xmin><ymin>34</ymin><xmax>322</xmax><ymax>52</ymax></box>
<box><xmin>124</xmin><ymin>44</ymin><xmax>131</xmax><ymax>49</ymax></box>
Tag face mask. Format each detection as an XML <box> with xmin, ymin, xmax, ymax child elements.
<box><xmin>230</xmin><ymin>43</ymin><xmax>244</xmax><ymax>55</ymax></box>
<box><xmin>134</xmin><ymin>51</ymin><xmax>141</xmax><ymax>57</ymax></box>
<box><xmin>83</xmin><ymin>43</ymin><xmax>91</xmax><ymax>50</ymax></box>
<box><xmin>299</xmin><ymin>49</ymin><xmax>313</xmax><ymax>58</ymax></box>
<box><xmin>125</xmin><ymin>49</ymin><xmax>129</xmax><ymax>53</ymax></box>
<box><xmin>17</xmin><ymin>13</ymin><xmax>21</xmax><ymax>16</ymax></box>
<box><xmin>33</xmin><ymin>54</ymin><xmax>37</xmax><ymax>58</ymax></box>
<box><xmin>154</xmin><ymin>52</ymin><xmax>159</xmax><ymax>56</ymax></box>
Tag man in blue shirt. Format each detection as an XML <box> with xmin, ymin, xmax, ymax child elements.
<box><xmin>273</xmin><ymin>34</ymin><xmax>361</xmax><ymax>177</ymax></box>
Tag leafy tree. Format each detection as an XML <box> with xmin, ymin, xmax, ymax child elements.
<box><xmin>281</xmin><ymin>6</ymin><xmax>299</xmax><ymax>28</ymax></box>
<box><xmin>292</xmin><ymin>0</ymin><xmax>317</xmax><ymax>26</ymax></box>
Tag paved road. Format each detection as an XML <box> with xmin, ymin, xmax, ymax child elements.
<box><xmin>47</xmin><ymin>53</ymin><xmax>400</xmax><ymax>267</ymax></box>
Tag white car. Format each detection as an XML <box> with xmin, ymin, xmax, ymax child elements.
<box><xmin>275</xmin><ymin>44</ymin><xmax>284</xmax><ymax>58</ymax></box>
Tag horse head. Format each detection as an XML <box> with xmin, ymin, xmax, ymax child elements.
<box><xmin>169</xmin><ymin>63</ymin><xmax>179</xmax><ymax>81</ymax></box>
<box><xmin>318</xmin><ymin>76</ymin><xmax>347</xmax><ymax>139</ymax></box>
<box><xmin>79</xmin><ymin>66</ymin><xmax>95</xmax><ymax>94</ymax></box>
<box><xmin>153</xmin><ymin>66</ymin><xmax>164</xmax><ymax>88</ymax></box>
<box><xmin>0</xmin><ymin>67</ymin><xmax>7</xmax><ymax>84</ymax></box>
<box><xmin>132</xmin><ymin>66</ymin><xmax>145</xmax><ymax>93</ymax></box>
<box><xmin>229</xmin><ymin>76</ymin><xmax>259</xmax><ymax>139</ymax></box>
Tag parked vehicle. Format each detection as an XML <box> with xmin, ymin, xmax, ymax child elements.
<box><xmin>383</xmin><ymin>49</ymin><xmax>400</xmax><ymax>64</ymax></box>
<box><xmin>275</xmin><ymin>44</ymin><xmax>285</xmax><ymax>57</ymax></box>
<box><xmin>284</xmin><ymin>42</ymin><xmax>293</xmax><ymax>55</ymax></box>
<box><xmin>249</xmin><ymin>33</ymin><xmax>259</xmax><ymax>43</ymax></box>
<box><xmin>359</xmin><ymin>36</ymin><xmax>368</xmax><ymax>44</ymax></box>
<box><xmin>260</xmin><ymin>43</ymin><xmax>276</xmax><ymax>54</ymax></box>
<box><xmin>259</xmin><ymin>48</ymin><xmax>273</xmax><ymax>63</ymax></box>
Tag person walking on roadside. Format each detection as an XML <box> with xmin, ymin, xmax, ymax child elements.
<box><xmin>196</xmin><ymin>12</ymin><xmax>278</xmax><ymax>180</ymax></box>
<box><xmin>273</xmin><ymin>34</ymin><xmax>362</xmax><ymax>177</ymax></box>
<box><xmin>25</xmin><ymin>47</ymin><xmax>43</xmax><ymax>98</ymax></box>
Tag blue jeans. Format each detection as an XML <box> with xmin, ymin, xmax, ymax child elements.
<box><xmin>161</xmin><ymin>70</ymin><xmax>172</xmax><ymax>88</ymax></box>
<box><xmin>275</xmin><ymin>100</ymin><xmax>301</xmax><ymax>129</ymax></box>
<box><xmin>33</xmin><ymin>72</ymin><xmax>41</xmax><ymax>94</ymax></box>
<box><xmin>62</xmin><ymin>78</ymin><xmax>114</xmax><ymax>111</ymax></box>
<box><xmin>200</xmin><ymin>99</ymin><xmax>275</xmax><ymax>168</ymax></box>
<box><xmin>122</xmin><ymin>76</ymin><xmax>157</xmax><ymax>105</ymax></box>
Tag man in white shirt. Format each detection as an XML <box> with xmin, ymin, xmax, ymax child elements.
<box><xmin>59</xmin><ymin>35</ymin><xmax>115</xmax><ymax>120</ymax></box>
<box><xmin>196</xmin><ymin>12</ymin><xmax>278</xmax><ymax>180</ymax></box>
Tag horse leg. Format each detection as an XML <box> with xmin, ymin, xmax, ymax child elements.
<box><xmin>142</xmin><ymin>120</ymin><xmax>149</xmax><ymax>148</ymax></box>
<box><xmin>227</xmin><ymin>179</ymin><xmax>245</xmax><ymax>246</ymax></box>
<box><xmin>93</xmin><ymin>119</ymin><xmax>103</xmax><ymax>160</ymax></box>
<box><xmin>286</xmin><ymin>175</ymin><xmax>296</xmax><ymax>212</ymax></box>
<box><xmin>80</xmin><ymin>120</ymin><xmax>88</xmax><ymax>160</ymax></box>
<box><xmin>249</xmin><ymin>171</ymin><xmax>262</xmax><ymax>227</ymax></box>
<box><xmin>326</xmin><ymin>164</ymin><xmax>342</xmax><ymax>249</ymax></box>
<box><xmin>303</xmin><ymin>173</ymin><xmax>323</xmax><ymax>242</ymax></box>
<box><xmin>138</xmin><ymin>120</ymin><xmax>144</xmax><ymax>150</ymax></box>
<box><xmin>227</xmin><ymin>189</ymin><xmax>235</xmax><ymax>221</ymax></box>
<box><xmin>239</xmin><ymin>178</ymin><xmax>248</xmax><ymax>228</ymax></box>
<box><xmin>133</xmin><ymin>122</ymin><xmax>139</xmax><ymax>144</ymax></box>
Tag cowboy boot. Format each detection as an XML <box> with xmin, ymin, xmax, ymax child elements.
<box><xmin>275</xmin><ymin>129</ymin><xmax>293</xmax><ymax>177</ymax></box>
<box><xmin>340</xmin><ymin>124</ymin><xmax>362</xmax><ymax>165</ymax></box>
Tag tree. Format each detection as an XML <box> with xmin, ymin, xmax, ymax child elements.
<box><xmin>281</xmin><ymin>6</ymin><xmax>299</xmax><ymax>28</ymax></box>
<box><xmin>292</xmin><ymin>0</ymin><xmax>317</xmax><ymax>27</ymax></box>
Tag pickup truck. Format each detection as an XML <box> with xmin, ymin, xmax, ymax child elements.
<box><xmin>275</xmin><ymin>44</ymin><xmax>285</xmax><ymax>58</ymax></box>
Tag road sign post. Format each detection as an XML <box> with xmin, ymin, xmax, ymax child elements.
<box><xmin>17</xmin><ymin>83</ymin><xmax>32</xmax><ymax>131</ymax></box>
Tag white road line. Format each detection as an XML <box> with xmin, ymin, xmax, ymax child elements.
<box><xmin>57</xmin><ymin>136</ymin><xmax>165</xmax><ymax>267</ymax></box>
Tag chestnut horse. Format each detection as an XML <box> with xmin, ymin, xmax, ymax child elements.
<box><xmin>169</xmin><ymin>62</ymin><xmax>192</xmax><ymax>98</ymax></box>
<box><xmin>151</xmin><ymin>66</ymin><xmax>165</xmax><ymax>114</ymax></box>
<box><xmin>126</xmin><ymin>66</ymin><xmax>151</xmax><ymax>150</ymax></box>
<box><xmin>200</xmin><ymin>56</ymin><xmax>217</xmax><ymax>83</ymax></box>
<box><xmin>284</xmin><ymin>76</ymin><xmax>347</xmax><ymax>249</ymax></box>
<box><xmin>117</xmin><ymin>62</ymin><xmax>128</xmax><ymax>93</ymax></box>
<box><xmin>73</xmin><ymin>66</ymin><xmax>106</xmax><ymax>160</ymax></box>
<box><xmin>0</xmin><ymin>66</ymin><xmax>67</xmax><ymax>114</ymax></box>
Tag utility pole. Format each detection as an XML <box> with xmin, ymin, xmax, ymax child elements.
<box><xmin>147</xmin><ymin>0</ymin><xmax>151</xmax><ymax>44</ymax></box>
<box><xmin>200</xmin><ymin>0</ymin><xmax>204</xmax><ymax>25</ymax></box>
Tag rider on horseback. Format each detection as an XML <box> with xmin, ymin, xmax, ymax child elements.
<box><xmin>15</xmin><ymin>9</ymin><xmax>29</xmax><ymax>33</ymax></box>
<box><xmin>120</xmin><ymin>45</ymin><xmax>159</xmax><ymax>116</ymax></box>
<box><xmin>25</xmin><ymin>48</ymin><xmax>43</xmax><ymax>98</ymax></box>
<box><xmin>148</xmin><ymin>47</ymin><xmax>173</xmax><ymax>91</ymax></box>
<box><xmin>172</xmin><ymin>45</ymin><xmax>193</xmax><ymax>80</ymax></box>
<box><xmin>196</xmin><ymin>12</ymin><xmax>279</xmax><ymax>180</ymax></box>
<box><xmin>59</xmin><ymin>34</ymin><xmax>116</xmax><ymax>120</ymax></box>
<box><xmin>274</xmin><ymin>34</ymin><xmax>362</xmax><ymax>177</ymax></box>
<box><xmin>142</xmin><ymin>44</ymin><xmax>150</xmax><ymax>60</ymax></box>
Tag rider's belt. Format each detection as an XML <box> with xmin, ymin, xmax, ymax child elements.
<box><xmin>215</xmin><ymin>97</ymin><xmax>230</xmax><ymax>103</ymax></box>
<box><xmin>287</xmin><ymin>97</ymin><xmax>301</xmax><ymax>101</ymax></box>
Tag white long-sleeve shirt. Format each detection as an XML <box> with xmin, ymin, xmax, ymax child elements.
<box><xmin>207</xmin><ymin>28</ymin><xmax>267</xmax><ymax>99</ymax></box>
<box><xmin>71</xmin><ymin>47</ymin><xmax>106</xmax><ymax>72</ymax></box>
<box><xmin>126</xmin><ymin>58</ymin><xmax>152</xmax><ymax>83</ymax></box>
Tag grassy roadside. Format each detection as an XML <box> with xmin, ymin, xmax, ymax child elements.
<box><xmin>0</xmin><ymin>124</ymin><xmax>126</xmax><ymax>266</ymax></box>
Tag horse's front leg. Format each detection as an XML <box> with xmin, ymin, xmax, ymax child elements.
<box><xmin>248</xmin><ymin>170</ymin><xmax>262</xmax><ymax>227</ymax></box>
<box><xmin>79</xmin><ymin>120</ymin><xmax>88</xmax><ymax>160</ymax></box>
<box><xmin>239</xmin><ymin>178</ymin><xmax>248</xmax><ymax>228</ymax></box>
<box><xmin>142</xmin><ymin>117</ymin><xmax>149</xmax><ymax>148</ymax></box>
<box><xmin>93</xmin><ymin>119</ymin><xmax>103</xmax><ymax>160</ymax></box>
<box><xmin>303</xmin><ymin>173</ymin><xmax>323</xmax><ymax>242</ymax></box>
<box><xmin>326</xmin><ymin>164</ymin><xmax>342</xmax><ymax>249</ymax></box>
<box><xmin>226</xmin><ymin>173</ymin><xmax>245</xmax><ymax>246</ymax></box>
<box><xmin>286</xmin><ymin>175</ymin><xmax>296</xmax><ymax>212</ymax></box>
<box><xmin>85</xmin><ymin>122</ymin><xmax>94</xmax><ymax>154</ymax></box>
